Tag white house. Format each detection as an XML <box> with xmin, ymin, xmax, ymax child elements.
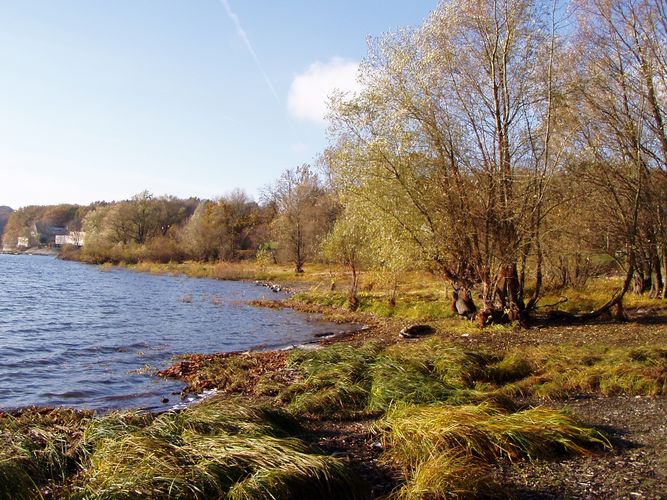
<box><xmin>55</xmin><ymin>231</ymin><xmax>85</xmax><ymax>247</ymax></box>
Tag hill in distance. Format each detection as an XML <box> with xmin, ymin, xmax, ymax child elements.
<box><xmin>0</xmin><ymin>206</ymin><xmax>14</xmax><ymax>239</ymax></box>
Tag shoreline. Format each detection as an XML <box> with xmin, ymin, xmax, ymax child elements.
<box><xmin>1</xmin><ymin>303</ymin><xmax>665</xmax><ymax>497</ymax></box>
<box><xmin>1</xmin><ymin>247</ymin><xmax>58</xmax><ymax>256</ymax></box>
<box><xmin>1</xmin><ymin>256</ymin><xmax>665</xmax><ymax>497</ymax></box>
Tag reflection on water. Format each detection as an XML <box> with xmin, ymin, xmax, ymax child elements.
<box><xmin>0</xmin><ymin>255</ymin><xmax>353</xmax><ymax>412</ymax></box>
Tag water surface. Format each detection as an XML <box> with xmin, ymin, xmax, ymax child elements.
<box><xmin>0</xmin><ymin>255</ymin><xmax>352</xmax><ymax>411</ymax></box>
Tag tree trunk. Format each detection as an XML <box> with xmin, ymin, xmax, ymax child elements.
<box><xmin>633</xmin><ymin>272</ymin><xmax>648</xmax><ymax>295</ymax></box>
<box><xmin>347</xmin><ymin>264</ymin><xmax>360</xmax><ymax>311</ymax></box>
<box><xmin>545</xmin><ymin>264</ymin><xmax>634</xmax><ymax>323</ymax></box>
<box><xmin>502</xmin><ymin>264</ymin><xmax>528</xmax><ymax>326</ymax></box>
<box><xmin>649</xmin><ymin>249</ymin><xmax>663</xmax><ymax>299</ymax></box>
<box><xmin>451</xmin><ymin>286</ymin><xmax>477</xmax><ymax>320</ymax></box>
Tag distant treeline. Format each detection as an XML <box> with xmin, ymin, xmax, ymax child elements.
<box><xmin>0</xmin><ymin>206</ymin><xmax>12</xmax><ymax>237</ymax></box>
<box><xmin>2</xmin><ymin>165</ymin><xmax>337</xmax><ymax>271</ymax></box>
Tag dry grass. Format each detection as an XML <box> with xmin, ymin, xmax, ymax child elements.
<box><xmin>496</xmin><ymin>345</ymin><xmax>667</xmax><ymax>398</ymax></box>
<box><xmin>0</xmin><ymin>399</ymin><xmax>368</xmax><ymax>499</ymax></box>
<box><xmin>378</xmin><ymin>402</ymin><xmax>609</xmax><ymax>499</ymax></box>
<box><xmin>390</xmin><ymin>453</ymin><xmax>501</xmax><ymax>499</ymax></box>
<box><xmin>0</xmin><ymin>408</ymin><xmax>92</xmax><ymax>499</ymax></box>
<box><xmin>379</xmin><ymin>403</ymin><xmax>609</xmax><ymax>465</ymax></box>
<box><xmin>75</xmin><ymin>397</ymin><xmax>368</xmax><ymax>499</ymax></box>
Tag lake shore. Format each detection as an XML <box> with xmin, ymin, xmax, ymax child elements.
<box><xmin>153</xmin><ymin>305</ymin><xmax>667</xmax><ymax>498</ymax></box>
<box><xmin>1</xmin><ymin>262</ymin><xmax>665</xmax><ymax>498</ymax></box>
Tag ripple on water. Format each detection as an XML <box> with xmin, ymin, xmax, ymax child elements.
<box><xmin>0</xmin><ymin>255</ymin><xmax>358</xmax><ymax>412</ymax></box>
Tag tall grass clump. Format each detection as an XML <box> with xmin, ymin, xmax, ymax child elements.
<box><xmin>0</xmin><ymin>408</ymin><xmax>92</xmax><ymax>499</ymax></box>
<box><xmin>379</xmin><ymin>403</ymin><xmax>609</xmax><ymax>465</ymax></box>
<box><xmin>485</xmin><ymin>352</ymin><xmax>534</xmax><ymax>385</ymax></box>
<box><xmin>76</xmin><ymin>398</ymin><xmax>368</xmax><ymax>499</ymax></box>
<box><xmin>368</xmin><ymin>353</ymin><xmax>458</xmax><ymax>410</ymax></box>
<box><xmin>367</xmin><ymin>342</ymin><xmax>513</xmax><ymax>411</ymax></box>
<box><xmin>82</xmin><ymin>410</ymin><xmax>154</xmax><ymax>450</ymax></box>
<box><xmin>390</xmin><ymin>453</ymin><xmax>502</xmax><ymax>499</ymax></box>
<box><xmin>378</xmin><ymin>403</ymin><xmax>609</xmax><ymax>499</ymax></box>
<box><xmin>286</xmin><ymin>341</ymin><xmax>517</xmax><ymax>417</ymax></box>
<box><xmin>287</xmin><ymin>343</ymin><xmax>383</xmax><ymax>418</ymax></box>
<box><xmin>160</xmin><ymin>397</ymin><xmax>303</xmax><ymax>439</ymax></box>
<box><xmin>0</xmin><ymin>440</ymin><xmax>38</xmax><ymax>500</ymax></box>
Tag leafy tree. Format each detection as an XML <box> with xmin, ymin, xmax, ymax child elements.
<box><xmin>327</xmin><ymin>0</ymin><xmax>565</xmax><ymax>323</ymax></box>
<box><xmin>181</xmin><ymin>190</ymin><xmax>259</xmax><ymax>261</ymax></box>
<box><xmin>322</xmin><ymin>210</ymin><xmax>369</xmax><ymax>309</ymax></box>
<box><xmin>0</xmin><ymin>206</ymin><xmax>13</xmax><ymax>242</ymax></box>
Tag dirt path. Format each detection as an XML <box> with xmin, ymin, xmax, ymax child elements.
<box><xmin>496</xmin><ymin>396</ymin><xmax>667</xmax><ymax>499</ymax></box>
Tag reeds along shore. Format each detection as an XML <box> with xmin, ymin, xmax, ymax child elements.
<box><xmin>1</xmin><ymin>267</ymin><xmax>665</xmax><ymax>498</ymax></box>
<box><xmin>4</xmin><ymin>334</ymin><xmax>665</xmax><ymax>498</ymax></box>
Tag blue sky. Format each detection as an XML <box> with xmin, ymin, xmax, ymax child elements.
<box><xmin>0</xmin><ymin>1</ymin><xmax>435</xmax><ymax>209</ymax></box>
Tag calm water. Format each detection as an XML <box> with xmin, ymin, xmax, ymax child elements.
<box><xmin>0</xmin><ymin>255</ymin><xmax>352</xmax><ymax>412</ymax></box>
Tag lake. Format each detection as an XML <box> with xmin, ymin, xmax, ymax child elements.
<box><xmin>0</xmin><ymin>254</ymin><xmax>352</xmax><ymax>412</ymax></box>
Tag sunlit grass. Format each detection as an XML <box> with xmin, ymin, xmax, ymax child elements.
<box><xmin>537</xmin><ymin>276</ymin><xmax>667</xmax><ymax>313</ymax></box>
<box><xmin>0</xmin><ymin>408</ymin><xmax>92</xmax><ymax>499</ymax></box>
<box><xmin>290</xmin><ymin>288</ymin><xmax>455</xmax><ymax>321</ymax></box>
<box><xmin>287</xmin><ymin>343</ymin><xmax>382</xmax><ymax>419</ymax></box>
<box><xmin>284</xmin><ymin>338</ymin><xmax>667</xmax><ymax>423</ymax></box>
<box><xmin>286</xmin><ymin>340</ymin><xmax>512</xmax><ymax>418</ymax></box>
<box><xmin>390</xmin><ymin>452</ymin><xmax>501</xmax><ymax>499</ymax></box>
<box><xmin>4</xmin><ymin>337</ymin><xmax>661</xmax><ymax>498</ymax></box>
<box><xmin>0</xmin><ymin>398</ymin><xmax>369</xmax><ymax>499</ymax></box>
<box><xmin>379</xmin><ymin>403</ymin><xmax>609</xmax><ymax>464</ymax></box>
<box><xmin>378</xmin><ymin>402</ymin><xmax>609</xmax><ymax>498</ymax></box>
<box><xmin>498</xmin><ymin>345</ymin><xmax>667</xmax><ymax>398</ymax></box>
<box><xmin>75</xmin><ymin>397</ymin><xmax>368</xmax><ymax>499</ymax></box>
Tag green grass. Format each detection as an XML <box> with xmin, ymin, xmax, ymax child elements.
<box><xmin>378</xmin><ymin>402</ymin><xmax>609</xmax><ymax>499</ymax></box>
<box><xmin>290</xmin><ymin>289</ymin><xmax>455</xmax><ymax>320</ymax></box>
<box><xmin>538</xmin><ymin>277</ymin><xmax>667</xmax><ymax>314</ymax></box>
<box><xmin>287</xmin><ymin>343</ymin><xmax>382</xmax><ymax>419</ymax></box>
<box><xmin>286</xmin><ymin>340</ymin><xmax>513</xmax><ymax>418</ymax></box>
<box><xmin>0</xmin><ymin>408</ymin><xmax>92</xmax><ymax>499</ymax></box>
<box><xmin>497</xmin><ymin>345</ymin><xmax>667</xmax><ymax>398</ymax></box>
<box><xmin>285</xmin><ymin>339</ymin><xmax>667</xmax><ymax>422</ymax></box>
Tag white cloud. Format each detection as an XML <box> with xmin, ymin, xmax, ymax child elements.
<box><xmin>287</xmin><ymin>57</ymin><xmax>360</xmax><ymax>125</ymax></box>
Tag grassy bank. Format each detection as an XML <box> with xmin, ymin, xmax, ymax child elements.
<box><xmin>4</xmin><ymin>263</ymin><xmax>665</xmax><ymax>498</ymax></box>
<box><xmin>5</xmin><ymin>334</ymin><xmax>665</xmax><ymax>498</ymax></box>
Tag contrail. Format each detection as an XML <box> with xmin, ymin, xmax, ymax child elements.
<box><xmin>218</xmin><ymin>0</ymin><xmax>280</xmax><ymax>104</ymax></box>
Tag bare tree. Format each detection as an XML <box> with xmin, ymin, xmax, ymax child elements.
<box><xmin>567</xmin><ymin>0</ymin><xmax>667</xmax><ymax>311</ymax></box>
<box><xmin>263</xmin><ymin>165</ymin><xmax>336</xmax><ymax>273</ymax></box>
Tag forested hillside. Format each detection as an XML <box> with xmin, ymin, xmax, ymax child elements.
<box><xmin>0</xmin><ymin>206</ymin><xmax>12</xmax><ymax>239</ymax></box>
